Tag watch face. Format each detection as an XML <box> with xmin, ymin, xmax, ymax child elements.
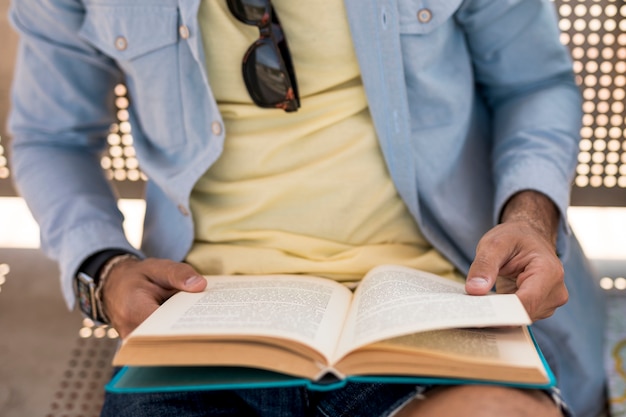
<box><xmin>76</xmin><ymin>273</ymin><xmax>97</xmax><ymax>320</ymax></box>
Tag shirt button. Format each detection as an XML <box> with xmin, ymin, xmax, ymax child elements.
<box><xmin>211</xmin><ymin>121</ymin><xmax>223</xmax><ymax>136</ymax></box>
<box><xmin>417</xmin><ymin>8</ymin><xmax>432</xmax><ymax>23</ymax></box>
<box><xmin>115</xmin><ymin>36</ymin><xmax>128</xmax><ymax>51</ymax></box>
<box><xmin>179</xmin><ymin>25</ymin><xmax>190</xmax><ymax>39</ymax></box>
<box><xmin>177</xmin><ymin>204</ymin><xmax>190</xmax><ymax>216</ymax></box>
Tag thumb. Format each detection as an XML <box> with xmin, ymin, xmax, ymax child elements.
<box><xmin>465</xmin><ymin>256</ymin><xmax>497</xmax><ymax>295</ymax></box>
<box><xmin>142</xmin><ymin>259</ymin><xmax>207</xmax><ymax>293</ymax></box>
<box><xmin>182</xmin><ymin>274</ymin><xmax>207</xmax><ymax>292</ymax></box>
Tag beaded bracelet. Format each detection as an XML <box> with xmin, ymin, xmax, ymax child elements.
<box><xmin>94</xmin><ymin>253</ymin><xmax>139</xmax><ymax>324</ymax></box>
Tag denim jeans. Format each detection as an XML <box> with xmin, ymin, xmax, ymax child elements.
<box><xmin>101</xmin><ymin>382</ymin><xmax>423</xmax><ymax>417</ymax></box>
<box><xmin>101</xmin><ymin>381</ymin><xmax>571</xmax><ymax>417</ymax></box>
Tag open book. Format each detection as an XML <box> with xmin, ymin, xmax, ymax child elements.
<box><xmin>107</xmin><ymin>265</ymin><xmax>554</xmax><ymax>393</ymax></box>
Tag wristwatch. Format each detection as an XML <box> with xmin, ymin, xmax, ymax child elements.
<box><xmin>74</xmin><ymin>249</ymin><xmax>131</xmax><ymax>324</ymax></box>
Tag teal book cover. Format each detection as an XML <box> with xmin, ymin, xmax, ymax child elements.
<box><xmin>106</xmin><ymin>328</ymin><xmax>555</xmax><ymax>394</ymax></box>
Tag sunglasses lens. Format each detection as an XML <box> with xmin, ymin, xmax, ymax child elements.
<box><xmin>229</xmin><ymin>0</ymin><xmax>300</xmax><ymax>112</ymax></box>
<box><xmin>228</xmin><ymin>0</ymin><xmax>269</xmax><ymax>23</ymax></box>
<box><xmin>244</xmin><ymin>41</ymin><xmax>291</xmax><ymax>106</ymax></box>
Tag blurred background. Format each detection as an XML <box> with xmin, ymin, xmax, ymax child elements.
<box><xmin>1</xmin><ymin>0</ymin><xmax>626</xmax><ymax>416</ymax></box>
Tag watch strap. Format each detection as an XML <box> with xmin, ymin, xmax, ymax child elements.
<box><xmin>78</xmin><ymin>249</ymin><xmax>133</xmax><ymax>283</ymax></box>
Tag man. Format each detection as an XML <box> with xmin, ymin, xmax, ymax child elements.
<box><xmin>8</xmin><ymin>0</ymin><xmax>606</xmax><ymax>415</ymax></box>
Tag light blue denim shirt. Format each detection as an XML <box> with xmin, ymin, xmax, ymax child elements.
<box><xmin>8</xmin><ymin>1</ymin><xmax>606</xmax><ymax>415</ymax></box>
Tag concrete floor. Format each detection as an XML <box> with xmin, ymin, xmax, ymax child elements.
<box><xmin>0</xmin><ymin>248</ymin><xmax>117</xmax><ymax>417</ymax></box>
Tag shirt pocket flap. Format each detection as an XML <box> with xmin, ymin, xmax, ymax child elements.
<box><xmin>398</xmin><ymin>0</ymin><xmax>463</xmax><ymax>34</ymax></box>
<box><xmin>79</xmin><ymin>5</ymin><xmax>179</xmax><ymax>61</ymax></box>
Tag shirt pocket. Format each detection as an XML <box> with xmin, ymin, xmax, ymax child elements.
<box><xmin>396</xmin><ymin>0</ymin><xmax>470</xmax><ymax>129</ymax></box>
<box><xmin>78</xmin><ymin>4</ymin><xmax>186</xmax><ymax>149</ymax></box>
<box><xmin>78</xmin><ymin>4</ymin><xmax>178</xmax><ymax>60</ymax></box>
<box><xmin>397</xmin><ymin>0</ymin><xmax>462</xmax><ymax>35</ymax></box>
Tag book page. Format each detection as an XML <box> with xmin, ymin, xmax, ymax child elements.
<box><xmin>334</xmin><ymin>326</ymin><xmax>549</xmax><ymax>385</ymax></box>
<box><xmin>377</xmin><ymin>327</ymin><xmax>543</xmax><ymax>369</ymax></box>
<box><xmin>334</xmin><ymin>265</ymin><xmax>531</xmax><ymax>361</ymax></box>
<box><xmin>129</xmin><ymin>274</ymin><xmax>353</xmax><ymax>362</ymax></box>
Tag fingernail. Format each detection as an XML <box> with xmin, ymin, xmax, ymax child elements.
<box><xmin>184</xmin><ymin>275</ymin><xmax>203</xmax><ymax>287</ymax></box>
<box><xmin>467</xmin><ymin>277</ymin><xmax>490</xmax><ymax>288</ymax></box>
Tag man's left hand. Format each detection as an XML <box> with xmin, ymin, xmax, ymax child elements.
<box><xmin>465</xmin><ymin>190</ymin><xmax>569</xmax><ymax>321</ymax></box>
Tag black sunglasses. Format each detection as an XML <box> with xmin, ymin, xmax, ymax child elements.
<box><xmin>227</xmin><ymin>0</ymin><xmax>300</xmax><ymax>112</ymax></box>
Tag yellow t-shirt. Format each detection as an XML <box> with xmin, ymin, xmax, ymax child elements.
<box><xmin>186</xmin><ymin>0</ymin><xmax>462</xmax><ymax>283</ymax></box>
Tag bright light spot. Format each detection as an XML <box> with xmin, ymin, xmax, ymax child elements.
<box><xmin>600</xmin><ymin>277</ymin><xmax>614</xmax><ymax>290</ymax></box>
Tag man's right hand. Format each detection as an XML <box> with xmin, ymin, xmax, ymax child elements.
<box><xmin>100</xmin><ymin>258</ymin><xmax>207</xmax><ymax>339</ymax></box>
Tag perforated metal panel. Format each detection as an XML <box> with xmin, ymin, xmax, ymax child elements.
<box><xmin>45</xmin><ymin>336</ymin><xmax>117</xmax><ymax>417</ymax></box>
<box><xmin>555</xmin><ymin>0</ymin><xmax>626</xmax><ymax>206</ymax></box>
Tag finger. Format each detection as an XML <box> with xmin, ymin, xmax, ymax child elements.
<box><xmin>494</xmin><ymin>275</ymin><xmax>518</xmax><ymax>294</ymax></box>
<box><xmin>514</xmin><ymin>273</ymin><xmax>568</xmax><ymax>321</ymax></box>
<box><xmin>466</xmin><ymin>254</ymin><xmax>498</xmax><ymax>295</ymax></box>
<box><xmin>466</xmin><ymin>223</ymin><xmax>521</xmax><ymax>295</ymax></box>
<box><xmin>139</xmin><ymin>258</ymin><xmax>207</xmax><ymax>293</ymax></box>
